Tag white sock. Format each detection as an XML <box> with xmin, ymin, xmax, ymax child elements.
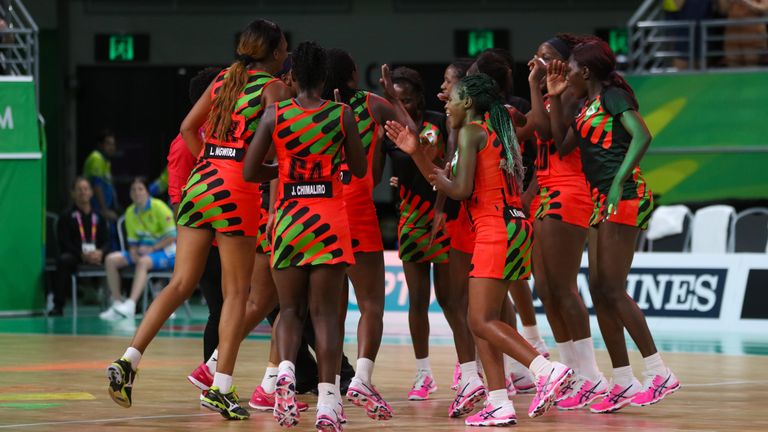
<box><xmin>261</xmin><ymin>367</ymin><xmax>278</xmax><ymax>393</ymax></box>
<box><xmin>521</xmin><ymin>325</ymin><xmax>541</xmax><ymax>344</ymax></box>
<box><xmin>555</xmin><ymin>341</ymin><xmax>575</xmax><ymax>369</ymax></box>
<box><xmin>612</xmin><ymin>366</ymin><xmax>635</xmax><ymax>388</ymax></box>
<box><xmin>355</xmin><ymin>358</ymin><xmax>374</xmax><ymax>384</ymax></box>
<box><xmin>415</xmin><ymin>357</ymin><xmax>431</xmax><ymax>373</ymax></box>
<box><xmin>278</xmin><ymin>360</ymin><xmax>295</xmax><ymax>378</ymax></box>
<box><xmin>643</xmin><ymin>353</ymin><xmax>666</xmax><ymax>376</ymax></box>
<box><xmin>318</xmin><ymin>382</ymin><xmax>336</xmax><ymax>408</ymax></box>
<box><xmin>459</xmin><ymin>361</ymin><xmax>480</xmax><ymax>385</ymax></box>
<box><xmin>206</xmin><ymin>349</ymin><xmax>218</xmax><ymax>374</ymax></box>
<box><xmin>122</xmin><ymin>347</ymin><xmax>142</xmax><ymax>369</ymax></box>
<box><xmin>488</xmin><ymin>388</ymin><xmax>509</xmax><ymax>406</ymax></box>
<box><xmin>212</xmin><ymin>372</ymin><xmax>232</xmax><ymax>392</ymax></box>
<box><xmin>335</xmin><ymin>375</ymin><xmax>342</xmax><ymax>402</ymax></box>
<box><xmin>573</xmin><ymin>337</ymin><xmax>601</xmax><ymax>381</ymax></box>
<box><xmin>528</xmin><ymin>355</ymin><xmax>551</xmax><ymax>378</ymax></box>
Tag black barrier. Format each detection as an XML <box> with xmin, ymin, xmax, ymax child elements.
<box><xmin>741</xmin><ymin>269</ymin><xmax>768</xmax><ymax>319</ymax></box>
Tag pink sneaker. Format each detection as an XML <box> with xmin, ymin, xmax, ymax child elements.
<box><xmin>448</xmin><ymin>379</ymin><xmax>486</xmax><ymax>418</ymax></box>
<box><xmin>555</xmin><ymin>374</ymin><xmax>576</xmax><ymax>402</ymax></box>
<box><xmin>337</xmin><ymin>401</ymin><xmax>347</xmax><ymax>424</ymax></box>
<box><xmin>315</xmin><ymin>405</ymin><xmax>343</xmax><ymax>432</ymax></box>
<box><xmin>451</xmin><ymin>362</ymin><xmax>461</xmax><ymax>391</ymax></box>
<box><xmin>346</xmin><ymin>377</ymin><xmax>393</xmax><ymax>420</ymax></box>
<box><xmin>249</xmin><ymin>385</ymin><xmax>308</xmax><ymax>412</ymax></box>
<box><xmin>273</xmin><ymin>374</ymin><xmax>300</xmax><ymax>427</ymax></box>
<box><xmin>511</xmin><ymin>372</ymin><xmax>536</xmax><ymax>394</ymax></box>
<box><xmin>187</xmin><ymin>362</ymin><xmax>213</xmax><ymax>391</ymax></box>
<box><xmin>630</xmin><ymin>369</ymin><xmax>681</xmax><ymax>407</ymax></box>
<box><xmin>590</xmin><ymin>379</ymin><xmax>642</xmax><ymax>414</ymax></box>
<box><xmin>407</xmin><ymin>372</ymin><xmax>437</xmax><ymax>401</ymax></box>
<box><xmin>505</xmin><ymin>377</ymin><xmax>517</xmax><ymax>397</ymax></box>
<box><xmin>528</xmin><ymin>362</ymin><xmax>574</xmax><ymax>418</ymax></box>
<box><xmin>465</xmin><ymin>401</ymin><xmax>518</xmax><ymax>427</ymax></box>
<box><xmin>556</xmin><ymin>375</ymin><xmax>608</xmax><ymax>410</ymax></box>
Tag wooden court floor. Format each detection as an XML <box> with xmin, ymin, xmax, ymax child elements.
<box><xmin>1</xmin><ymin>333</ymin><xmax>767</xmax><ymax>431</ymax></box>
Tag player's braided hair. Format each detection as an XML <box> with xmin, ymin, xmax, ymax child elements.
<box><xmin>322</xmin><ymin>48</ymin><xmax>357</xmax><ymax>103</ymax></box>
<box><xmin>457</xmin><ymin>73</ymin><xmax>524</xmax><ymax>189</ymax></box>
<box><xmin>292</xmin><ymin>41</ymin><xmax>328</xmax><ymax>92</ymax></box>
<box><xmin>206</xmin><ymin>19</ymin><xmax>283</xmax><ymax>142</ymax></box>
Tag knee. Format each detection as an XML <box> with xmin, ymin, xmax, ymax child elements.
<box><xmin>436</xmin><ymin>293</ymin><xmax>465</xmax><ymax>319</ymax></box>
<box><xmin>467</xmin><ymin>311</ymin><xmax>491</xmax><ymax>340</ymax></box>
<box><xmin>281</xmin><ymin>303</ymin><xmax>308</xmax><ymax>323</ymax></box>
<box><xmin>105</xmin><ymin>252</ymin><xmax>123</xmax><ymax>268</ymax></box>
<box><xmin>136</xmin><ymin>256</ymin><xmax>153</xmax><ymax>271</ymax></box>
<box><xmin>357</xmin><ymin>300</ymin><xmax>384</xmax><ymax>321</ymax></box>
<box><xmin>590</xmin><ymin>281</ymin><xmax>623</xmax><ymax>308</ymax></box>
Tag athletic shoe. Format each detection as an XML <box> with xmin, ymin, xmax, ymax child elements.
<box><xmin>274</xmin><ymin>373</ymin><xmax>300</xmax><ymax>427</ymax></box>
<box><xmin>555</xmin><ymin>374</ymin><xmax>577</xmax><ymax>402</ymax></box>
<box><xmin>106</xmin><ymin>358</ymin><xmax>136</xmax><ymax>408</ymax></box>
<box><xmin>589</xmin><ymin>379</ymin><xmax>642</xmax><ymax>414</ymax></box>
<box><xmin>99</xmin><ymin>304</ymin><xmax>125</xmax><ymax>321</ymax></box>
<box><xmin>630</xmin><ymin>369</ymin><xmax>681</xmax><ymax>407</ymax></box>
<box><xmin>187</xmin><ymin>362</ymin><xmax>213</xmax><ymax>391</ymax></box>
<box><xmin>556</xmin><ymin>375</ymin><xmax>609</xmax><ymax>410</ymax></box>
<box><xmin>249</xmin><ymin>385</ymin><xmax>309</xmax><ymax>412</ymax></box>
<box><xmin>451</xmin><ymin>362</ymin><xmax>461</xmax><ymax>390</ymax></box>
<box><xmin>337</xmin><ymin>401</ymin><xmax>347</xmax><ymax>424</ymax></box>
<box><xmin>114</xmin><ymin>299</ymin><xmax>136</xmax><ymax>319</ymax></box>
<box><xmin>465</xmin><ymin>401</ymin><xmax>518</xmax><ymax>427</ymax></box>
<box><xmin>528</xmin><ymin>362</ymin><xmax>574</xmax><ymax>418</ymax></box>
<box><xmin>511</xmin><ymin>371</ymin><xmax>536</xmax><ymax>394</ymax></box>
<box><xmin>199</xmin><ymin>390</ymin><xmax>207</xmax><ymax>405</ymax></box>
<box><xmin>200</xmin><ymin>386</ymin><xmax>249</xmax><ymax>420</ymax></box>
<box><xmin>531</xmin><ymin>339</ymin><xmax>550</xmax><ymax>359</ymax></box>
<box><xmin>346</xmin><ymin>377</ymin><xmax>393</xmax><ymax>420</ymax></box>
<box><xmin>407</xmin><ymin>371</ymin><xmax>437</xmax><ymax>400</ymax></box>
<box><xmin>315</xmin><ymin>405</ymin><xmax>343</xmax><ymax>432</ymax></box>
<box><xmin>505</xmin><ymin>377</ymin><xmax>517</xmax><ymax>397</ymax></box>
<box><xmin>448</xmin><ymin>378</ymin><xmax>487</xmax><ymax>418</ymax></box>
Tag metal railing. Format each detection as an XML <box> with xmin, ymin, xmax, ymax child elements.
<box><xmin>628</xmin><ymin>0</ymin><xmax>768</xmax><ymax>73</ymax></box>
<box><xmin>0</xmin><ymin>0</ymin><xmax>39</xmax><ymax>96</ymax></box>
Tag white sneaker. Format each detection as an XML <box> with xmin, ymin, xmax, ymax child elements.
<box><xmin>99</xmin><ymin>304</ymin><xmax>124</xmax><ymax>321</ymax></box>
<box><xmin>114</xmin><ymin>299</ymin><xmax>136</xmax><ymax>319</ymax></box>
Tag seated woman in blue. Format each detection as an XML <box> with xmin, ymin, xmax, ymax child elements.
<box><xmin>100</xmin><ymin>177</ymin><xmax>177</xmax><ymax>321</ymax></box>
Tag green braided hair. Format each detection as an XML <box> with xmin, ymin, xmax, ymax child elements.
<box><xmin>457</xmin><ymin>73</ymin><xmax>524</xmax><ymax>188</ymax></box>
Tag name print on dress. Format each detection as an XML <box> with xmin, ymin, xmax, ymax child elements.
<box><xmin>284</xmin><ymin>181</ymin><xmax>333</xmax><ymax>199</ymax></box>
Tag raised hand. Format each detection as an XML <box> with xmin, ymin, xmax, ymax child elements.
<box><xmin>546</xmin><ymin>59</ymin><xmax>569</xmax><ymax>96</ymax></box>
<box><xmin>385</xmin><ymin>120</ymin><xmax>420</xmax><ymax>155</ymax></box>
<box><xmin>528</xmin><ymin>56</ymin><xmax>547</xmax><ymax>85</ymax></box>
<box><xmin>379</xmin><ymin>64</ymin><xmax>397</xmax><ymax>101</ymax></box>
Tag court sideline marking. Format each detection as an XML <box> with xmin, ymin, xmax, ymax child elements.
<box><xmin>2</xmin><ymin>379</ymin><xmax>767</xmax><ymax>429</ymax></box>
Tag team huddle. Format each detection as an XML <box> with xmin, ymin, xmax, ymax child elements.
<box><xmin>103</xmin><ymin>18</ymin><xmax>680</xmax><ymax>431</ymax></box>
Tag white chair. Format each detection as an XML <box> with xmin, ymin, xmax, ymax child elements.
<box><xmin>690</xmin><ymin>205</ymin><xmax>736</xmax><ymax>253</ymax></box>
<box><xmin>730</xmin><ymin>207</ymin><xmax>768</xmax><ymax>253</ymax></box>
<box><xmin>645</xmin><ymin>205</ymin><xmax>694</xmax><ymax>252</ymax></box>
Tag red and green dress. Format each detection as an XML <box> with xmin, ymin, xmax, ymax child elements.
<box><xmin>342</xmin><ymin>91</ymin><xmax>384</xmax><ymax>253</ymax></box>
<box><xmin>573</xmin><ymin>86</ymin><xmax>653</xmax><ymax>229</ymax></box>
<box><xmin>383</xmin><ymin>110</ymin><xmax>451</xmax><ymax>264</ymax></box>
<box><xmin>533</xmin><ymin>95</ymin><xmax>593</xmax><ymax>229</ymax></box>
<box><xmin>270</xmin><ymin>99</ymin><xmax>355</xmax><ymax>269</ymax></box>
<box><xmin>176</xmin><ymin>69</ymin><xmax>279</xmax><ymax>236</ymax></box>
<box><xmin>464</xmin><ymin>120</ymin><xmax>533</xmax><ymax>281</ymax></box>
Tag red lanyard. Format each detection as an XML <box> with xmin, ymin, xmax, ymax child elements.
<box><xmin>74</xmin><ymin>212</ymin><xmax>97</xmax><ymax>244</ymax></box>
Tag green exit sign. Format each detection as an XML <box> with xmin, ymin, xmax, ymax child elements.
<box><xmin>595</xmin><ymin>27</ymin><xmax>629</xmax><ymax>56</ymax></box>
<box><xmin>454</xmin><ymin>29</ymin><xmax>510</xmax><ymax>58</ymax></box>
<box><xmin>109</xmin><ymin>35</ymin><xmax>134</xmax><ymax>61</ymax></box>
<box><xmin>94</xmin><ymin>34</ymin><xmax>150</xmax><ymax>62</ymax></box>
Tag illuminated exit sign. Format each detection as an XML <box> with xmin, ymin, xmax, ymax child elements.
<box><xmin>454</xmin><ymin>29</ymin><xmax>510</xmax><ymax>58</ymax></box>
<box><xmin>94</xmin><ymin>34</ymin><xmax>150</xmax><ymax>62</ymax></box>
